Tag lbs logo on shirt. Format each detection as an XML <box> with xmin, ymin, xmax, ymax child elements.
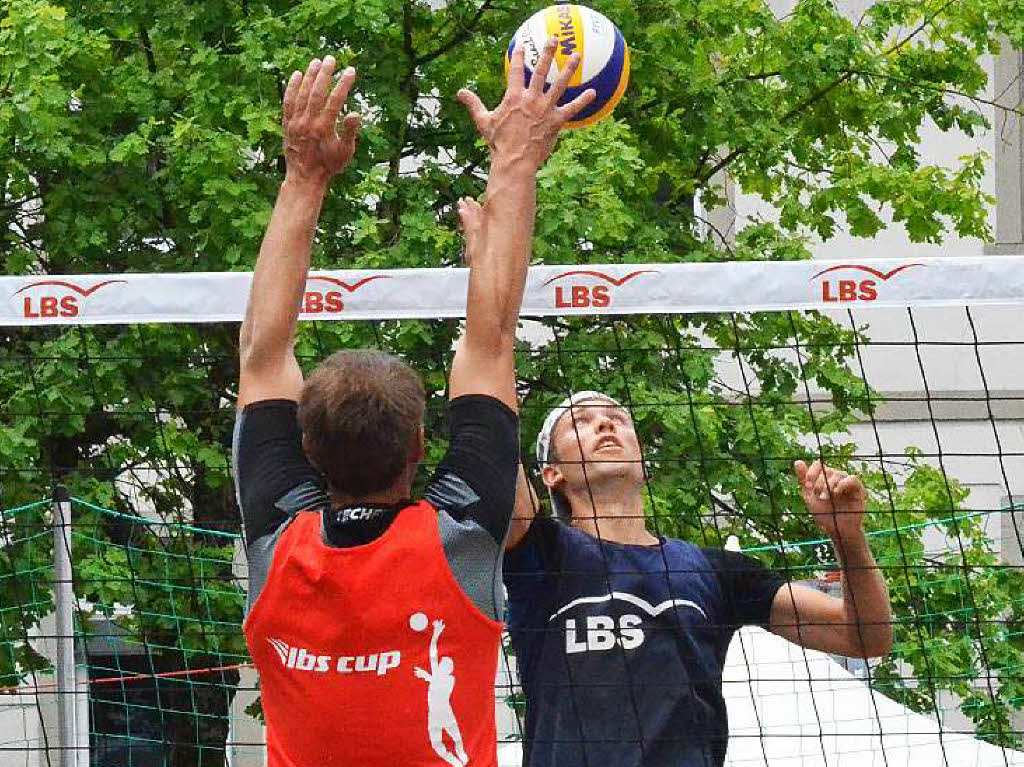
<box><xmin>565</xmin><ymin>614</ymin><xmax>644</xmax><ymax>653</ymax></box>
<box><xmin>267</xmin><ymin>637</ymin><xmax>401</xmax><ymax>676</ymax></box>
<box><xmin>550</xmin><ymin>592</ymin><xmax>709</xmax><ymax>655</ymax></box>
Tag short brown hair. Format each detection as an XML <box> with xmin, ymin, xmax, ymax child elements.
<box><xmin>298</xmin><ymin>350</ymin><xmax>425</xmax><ymax>496</ymax></box>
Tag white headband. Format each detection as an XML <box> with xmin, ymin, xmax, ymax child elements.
<box><xmin>534</xmin><ymin>391</ymin><xmax>623</xmax><ymax>521</ymax></box>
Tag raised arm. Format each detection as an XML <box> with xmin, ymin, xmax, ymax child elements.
<box><xmin>447</xmin><ymin>39</ymin><xmax>595</xmax><ymax>411</ymax></box>
<box><xmin>429</xmin><ymin>619</ymin><xmax>445</xmax><ymax>669</ymax></box>
<box><xmin>505</xmin><ymin>466</ymin><xmax>541</xmax><ymax>549</ymax></box>
<box><xmin>237</xmin><ymin>56</ymin><xmax>361</xmax><ymax>408</ymax></box>
<box><xmin>770</xmin><ymin>461</ymin><xmax>894</xmax><ymax>658</ymax></box>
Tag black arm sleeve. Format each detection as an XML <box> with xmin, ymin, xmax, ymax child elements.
<box><xmin>423</xmin><ymin>394</ymin><xmax>520</xmax><ymax>545</ymax></box>
<box><xmin>702</xmin><ymin>548</ymin><xmax>787</xmax><ymax>629</ymax></box>
<box><xmin>233</xmin><ymin>399</ymin><xmax>329</xmax><ymax>543</ymax></box>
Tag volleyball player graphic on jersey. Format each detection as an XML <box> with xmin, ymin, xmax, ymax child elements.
<box><xmin>233</xmin><ymin>44</ymin><xmax>596</xmax><ymax>766</ymax></box>
<box><xmin>505</xmin><ymin>393</ymin><xmax>895</xmax><ymax>767</ymax></box>
<box><xmin>414</xmin><ymin>618</ymin><xmax>469</xmax><ymax>767</ymax></box>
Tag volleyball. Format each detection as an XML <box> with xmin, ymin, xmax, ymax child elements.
<box><xmin>507</xmin><ymin>4</ymin><xmax>630</xmax><ymax>129</ymax></box>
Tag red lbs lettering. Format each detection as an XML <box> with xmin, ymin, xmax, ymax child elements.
<box><xmin>23</xmin><ymin>295</ymin><xmax>78</xmax><ymax>318</ymax></box>
<box><xmin>554</xmin><ymin>285</ymin><xmax>612</xmax><ymax>309</ymax></box>
<box><xmin>821</xmin><ymin>279</ymin><xmax>877</xmax><ymax>303</ymax></box>
<box><xmin>302</xmin><ymin>291</ymin><xmax>344</xmax><ymax>314</ymax></box>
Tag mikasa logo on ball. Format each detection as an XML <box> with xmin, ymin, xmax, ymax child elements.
<box><xmin>555</xmin><ymin>4</ymin><xmax>578</xmax><ymax>55</ymax></box>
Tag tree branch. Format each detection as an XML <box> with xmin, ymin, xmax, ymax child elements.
<box><xmin>850</xmin><ymin>68</ymin><xmax>1024</xmax><ymax>118</ymax></box>
<box><xmin>693</xmin><ymin>212</ymin><xmax>737</xmax><ymax>254</ymax></box>
<box><xmin>695</xmin><ymin>0</ymin><xmax>964</xmax><ymax>186</ymax></box>
<box><xmin>415</xmin><ymin>0</ymin><xmax>495</xmax><ymax>67</ymax></box>
<box><xmin>137</xmin><ymin>25</ymin><xmax>157</xmax><ymax>74</ymax></box>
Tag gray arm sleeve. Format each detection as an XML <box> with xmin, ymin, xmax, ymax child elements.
<box><xmin>437</xmin><ymin>503</ymin><xmax>505</xmax><ymax>621</ymax></box>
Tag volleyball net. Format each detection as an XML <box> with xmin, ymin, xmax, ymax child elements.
<box><xmin>1</xmin><ymin>256</ymin><xmax>1023</xmax><ymax>766</ymax></box>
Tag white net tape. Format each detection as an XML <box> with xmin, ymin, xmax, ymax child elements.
<box><xmin>2</xmin><ymin>256</ymin><xmax>1023</xmax><ymax>325</ymax></box>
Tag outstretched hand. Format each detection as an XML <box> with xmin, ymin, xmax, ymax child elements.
<box><xmin>794</xmin><ymin>460</ymin><xmax>867</xmax><ymax>541</ymax></box>
<box><xmin>282</xmin><ymin>56</ymin><xmax>362</xmax><ymax>186</ymax></box>
<box><xmin>457</xmin><ymin>37</ymin><xmax>596</xmax><ymax>171</ymax></box>
<box><xmin>457</xmin><ymin>197</ymin><xmax>485</xmax><ymax>266</ymax></box>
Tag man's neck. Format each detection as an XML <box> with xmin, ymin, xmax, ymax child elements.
<box><xmin>330</xmin><ymin>483</ymin><xmax>412</xmax><ymax>509</ymax></box>
<box><xmin>565</xmin><ymin>487</ymin><xmax>658</xmax><ymax>546</ymax></box>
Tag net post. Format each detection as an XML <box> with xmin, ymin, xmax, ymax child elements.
<box><xmin>52</xmin><ymin>485</ymin><xmax>77</xmax><ymax>767</ymax></box>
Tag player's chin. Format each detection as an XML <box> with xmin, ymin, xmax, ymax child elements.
<box><xmin>585</xmin><ymin>455</ymin><xmax>643</xmax><ymax>480</ymax></box>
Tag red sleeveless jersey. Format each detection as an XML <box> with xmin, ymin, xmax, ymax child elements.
<box><xmin>244</xmin><ymin>500</ymin><xmax>504</xmax><ymax>766</ymax></box>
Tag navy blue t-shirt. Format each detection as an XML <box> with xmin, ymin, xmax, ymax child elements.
<box><xmin>504</xmin><ymin>517</ymin><xmax>786</xmax><ymax>767</ymax></box>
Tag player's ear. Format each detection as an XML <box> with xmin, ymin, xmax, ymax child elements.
<box><xmin>408</xmin><ymin>425</ymin><xmax>425</xmax><ymax>465</ymax></box>
<box><xmin>541</xmin><ymin>464</ymin><xmax>564</xmax><ymax>492</ymax></box>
